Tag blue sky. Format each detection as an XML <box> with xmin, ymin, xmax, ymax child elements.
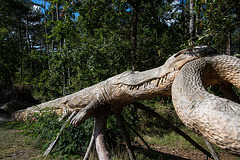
<box><xmin>32</xmin><ymin>0</ymin><xmax>45</xmax><ymax>5</ymax></box>
<box><xmin>32</xmin><ymin>0</ymin><xmax>50</xmax><ymax>11</ymax></box>
<box><xmin>32</xmin><ymin>0</ymin><xmax>79</xmax><ymax>18</ymax></box>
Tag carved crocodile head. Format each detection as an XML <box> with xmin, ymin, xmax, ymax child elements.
<box><xmin>117</xmin><ymin>45</ymin><xmax>216</xmax><ymax>87</ymax></box>
<box><xmin>161</xmin><ymin>45</ymin><xmax>216</xmax><ymax>78</ymax></box>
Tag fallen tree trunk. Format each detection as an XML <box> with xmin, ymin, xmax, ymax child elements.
<box><xmin>12</xmin><ymin>46</ymin><xmax>240</xmax><ymax>158</ymax></box>
<box><xmin>13</xmin><ymin>46</ymin><xmax>216</xmax><ymax>122</ymax></box>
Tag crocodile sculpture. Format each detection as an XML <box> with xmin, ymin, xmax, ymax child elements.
<box><xmin>12</xmin><ymin>45</ymin><xmax>240</xmax><ymax>158</ymax></box>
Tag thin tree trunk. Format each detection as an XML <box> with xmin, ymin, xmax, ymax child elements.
<box><xmin>56</xmin><ymin>3</ymin><xmax>61</xmax><ymax>48</ymax></box>
<box><xmin>116</xmin><ymin>113</ymin><xmax>136</xmax><ymax>160</ymax></box>
<box><xmin>44</xmin><ymin>1</ymin><xmax>49</xmax><ymax>70</ymax></box>
<box><xmin>51</xmin><ymin>10</ymin><xmax>54</xmax><ymax>52</ymax></box>
<box><xmin>26</xmin><ymin>16</ymin><xmax>31</xmax><ymax>55</ymax></box>
<box><xmin>94</xmin><ymin>113</ymin><xmax>110</xmax><ymax>160</ymax></box>
<box><xmin>83</xmin><ymin>124</ymin><xmax>95</xmax><ymax>160</ymax></box>
<box><xmin>131</xmin><ymin>3</ymin><xmax>138</xmax><ymax>71</ymax></box>
<box><xmin>134</xmin><ymin>102</ymin><xmax>213</xmax><ymax>158</ymax></box>
<box><xmin>180</xmin><ymin>0</ymin><xmax>188</xmax><ymax>35</ymax></box>
<box><xmin>195</xmin><ymin>11</ymin><xmax>199</xmax><ymax>36</ymax></box>
<box><xmin>227</xmin><ymin>26</ymin><xmax>232</xmax><ymax>55</ymax></box>
<box><xmin>62</xmin><ymin>39</ymin><xmax>67</xmax><ymax>95</ymax></box>
<box><xmin>203</xmin><ymin>138</ymin><xmax>220</xmax><ymax>160</ymax></box>
<box><xmin>25</xmin><ymin>15</ymin><xmax>33</xmax><ymax>73</ymax></box>
<box><xmin>189</xmin><ymin>0</ymin><xmax>195</xmax><ymax>45</ymax></box>
<box><xmin>56</xmin><ymin>3</ymin><xmax>59</xmax><ymax>21</ymax></box>
<box><xmin>18</xmin><ymin>27</ymin><xmax>23</xmax><ymax>83</ymax></box>
<box><xmin>122</xmin><ymin>117</ymin><xmax>152</xmax><ymax>150</ymax></box>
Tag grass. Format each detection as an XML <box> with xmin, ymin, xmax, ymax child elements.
<box><xmin>142</xmin><ymin>128</ymin><xmax>204</xmax><ymax>150</ymax></box>
<box><xmin>134</xmin><ymin>102</ymin><xmax>218</xmax><ymax>152</ymax></box>
<box><xmin>0</xmin><ymin>122</ymin><xmax>87</xmax><ymax>160</ymax></box>
<box><xmin>1</xmin><ymin>121</ymin><xmax>239</xmax><ymax>160</ymax></box>
<box><xmin>0</xmin><ymin>122</ymin><xmax>40</xmax><ymax>159</ymax></box>
<box><xmin>1</xmin><ymin>100</ymin><xmax>240</xmax><ymax>159</ymax></box>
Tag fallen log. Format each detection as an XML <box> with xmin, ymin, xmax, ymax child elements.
<box><xmin>12</xmin><ymin>46</ymin><xmax>240</xmax><ymax>159</ymax></box>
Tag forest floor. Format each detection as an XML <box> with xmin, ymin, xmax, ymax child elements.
<box><xmin>1</xmin><ymin>121</ymin><xmax>240</xmax><ymax>160</ymax></box>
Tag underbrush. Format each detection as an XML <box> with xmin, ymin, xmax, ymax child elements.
<box><xmin>8</xmin><ymin>110</ymin><xmax>94</xmax><ymax>158</ymax></box>
<box><xmin>137</xmin><ymin>100</ymin><xmax>184</xmax><ymax>136</ymax></box>
<box><xmin>6</xmin><ymin>99</ymin><xmax>238</xmax><ymax>159</ymax></box>
<box><xmin>6</xmin><ymin>101</ymin><xmax>191</xmax><ymax>158</ymax></box>
<box><xmin>132</xmin><ymin>100</ymin><xmax>220</xmax><ymax>152</ymax></box>
<box><xmin>7</xmin><ymin>109</ymin><xmax>126</xmax><ymax>159</ymax></box>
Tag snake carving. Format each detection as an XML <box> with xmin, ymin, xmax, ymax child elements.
<box><xmin>12</xmin><ymin>46</ymin><xmax>240</xmax><ymax>158</ymax></box>
<box><xmin>172</xmin><ymin>55</ymin><xmax>240</xmax><ymax>155</ymax></box>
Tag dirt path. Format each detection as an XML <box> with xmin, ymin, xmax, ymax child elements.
<box><xmin>0</xmin><ymin>123</ymin><xmax>42</xmax><ymax>160</ymax></box>
<box><xmin>132</xmin><ymin>142</ymin><xmax>240</xmax><ymax>160</ymax></box>
<box><xmin>150</xmin><ymin>144</ymin><xmax>240</xmax><ymax>160</ymax></box>
<box><xmin>0</xmin><ymin>122</ymin><xmax>239</xmax><ymax>160</ymax></box>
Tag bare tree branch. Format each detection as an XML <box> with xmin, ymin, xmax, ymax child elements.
<box><xmin>116</xmin><ymin>113</ymin><xmax>136</xmax><ymax>160</ymax></box>
<box><xmin>133</xmin><ymin>102</ymin><xmax>212</xmax><ymax>158</ymax></box>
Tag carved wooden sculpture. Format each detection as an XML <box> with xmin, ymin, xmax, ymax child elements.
<box><xmin>172</xmin><ymin>54</ymin><xmax>240</xmax><ymax>155</ymax></box>
<box><xmin>12</xmin><ymin>46</ymin><xmax>240</xmax><ymax>159</ymax></box>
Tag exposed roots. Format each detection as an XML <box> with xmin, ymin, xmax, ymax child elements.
<box><xmin>43</xmin><ymin>110</ymin><xmax>78</xmax><ymax>156</ymax></box>
<box><xmin>44</xmin><ymin>101</ymin><xmax>215</xmax><ymax>159</ymax></box>
<box><xmin>122</xmin><ymin>117</ymin><xmax>152</xmax><ymax>150</ymax></box>
<box><xmin>116</xmin><ymin>113</ymin><xmax>136</xmax><ymax>160</ymax></box>
<box><xmin>203</xmin><ymin>138</ymin><xmax>220</xmax><ymax>160</ymax></box>
<box><xmin>83</xmin><ymin>122</ymin><xmax>95</xmax><ymax>160</ymax></box>
<box><xmin>133</xmin><ymin>102</ymin><xmax>213</xmax><ymax>158</ymax></box>
<box><xmin>94</xmin><ymin>113</ymin><xmax>110</xmax><ymax>160</ymax></box>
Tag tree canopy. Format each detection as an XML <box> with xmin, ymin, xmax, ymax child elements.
<box><xmin>1</xmin><ymin>0</ymin><xmax>240</xmax><ymax>100</ymax></box>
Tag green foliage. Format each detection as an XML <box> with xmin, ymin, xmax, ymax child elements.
<box><xmin>206</xmin><ymin>85</ymin><xmax>224</xmax><ymax>98</ymax></box>
<box><xmin>233</xmin><ymin>86</ymin><xmax>240</xmax><ymax>99</ymax></box>
<box><xmin>9</xmin><ymin>108</ymin><xmax>125</xmax><ymax>157</ymax></box>
<box><xmin>207</xmin><ymin>85</ymin><xmax>240</xmax><ymax>100</ymax></box>
<box><xmin>194</xmin><ymin>0</ymin><xmax>240</xmax><ymax>53</ymax></box>
<box><xmin>137</xmin><ymin>101</ymin><xmax>184</xmax><ymax>137</ymax></box>
<box><xmin>13</xmin><ymin>110</ymin><xmax>93</xmax><ymax>156</ymax></box>
<box><xmin>1</xmin><ymin>0</ymin><xmax>239</xmax><ymax>96</ymax></box>
<box><xmin>1</xmin><ymin>0</ymin><xmax>187</xmax><ymax>98</ymax></box>
<box><xmin>0</xmin><ymin>0</ymin><xmax>44</xmax><ymax>88</ymax></box>
<box><xmin>1</xmin><ymin>0</ymin><xmax>240</xmax><ymax>157</ymax></box>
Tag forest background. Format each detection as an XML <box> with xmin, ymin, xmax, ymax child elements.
<box><xmin>1</xmin><ymin>0</ymin><xmax>240</xmax><ymax>158</ymax></box>
<box><xmin>1</xmin><ymin>0</ymin><xmax>240</xmax><ymax>99</ymax></box>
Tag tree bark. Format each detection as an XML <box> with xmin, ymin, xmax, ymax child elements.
<box><xmin>134</xmin><ymin>102</ymin><xmax>212</xmax><ymax>158</ymax></box>
<box><xmin>122</xmin><ymin>117</ymin><xmax>152</xmax><ymax>150</ymax></box>
<box><xmin>44</xmin><ymin>0</ymin><xmax>48</xmax><ymax>55</ymax></box>
<box><xmin>116</xmin><ymin>113</ymin><xmax>136</xmax><ymax>160</ymax></box>
<box><xmin>25</xmin><ymin>16</ymin><xmax>31</xmax><ymax>55</ymax></box>
<box><xmin>51</xmin><ymin>9</ymin><xmax>54</xmax><ymax>52</ymax></box>
<box><xmin>83</xmin><ymin>124</ymin><xmax>95</xmax><ymax>160</ymax></box>
<box><xmin>195</xmin><ymin>10</ymin><xmax>199</xmax><ymax>36</ymax></box>
<box><xmin>94</xmin><ymin>113</ymin><xmax>110</xmax><ymax>160</ymax></box>
<box><xmin>18</xmin><ymin>27</ymin><xmax>23</xmax><ymax>83</ymax></box>
<box><xmin>130</xmin><ymin>2</ymin><xmax>139</xmax><ymax>71</ymax></box>
<box><xmin>189</xmin><ymin>0</ymin><xmax>195</xmax><ymax>45</ymax></box>
<box><xmin>203</xmin><ymin>138</ymin><xmax>220</xmax><ymax>160</ymax></box>
<box><xmin>227</xmin><ymin>25</ymin><xmax>232</xmax><ymax>55</ymax></box>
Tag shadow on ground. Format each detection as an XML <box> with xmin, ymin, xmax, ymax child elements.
<box><xmin>134</xmin><ymin>145</ymin><xmax>190</xmax><ymax>160</ymax></box>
